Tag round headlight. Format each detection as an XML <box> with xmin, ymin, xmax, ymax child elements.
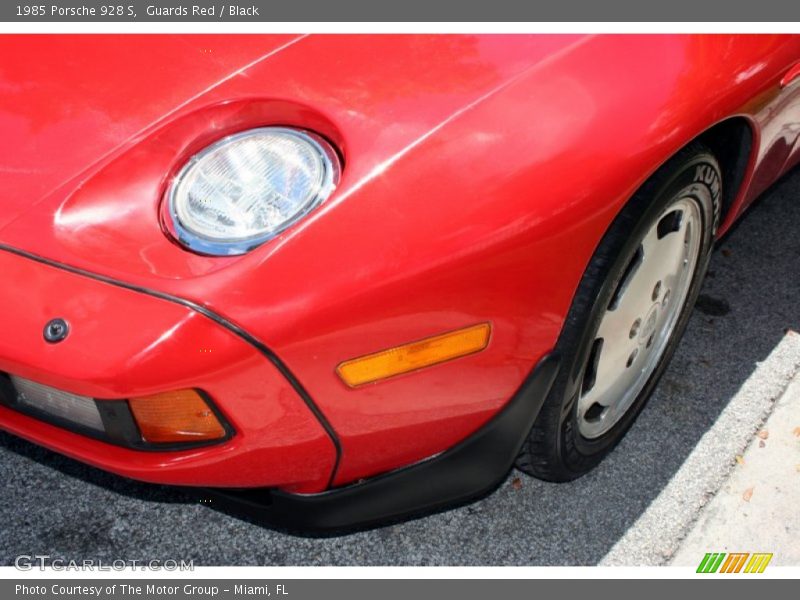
<box><xmin>166</xmin><ymin>127</ymin><xmax>340</xmax><ymax>255</ymax></box>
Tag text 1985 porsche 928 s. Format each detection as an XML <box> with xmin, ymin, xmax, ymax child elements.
<box><xmin>1</xmin><ymin>34</ymin><xmax>799</xmax><ymax>530</ymax></box>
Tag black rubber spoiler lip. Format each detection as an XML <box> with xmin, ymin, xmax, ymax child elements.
<box><xmin>200</xmin><ymin>353</ymin><xmax>560</xmax><ymax>534</ymax></box>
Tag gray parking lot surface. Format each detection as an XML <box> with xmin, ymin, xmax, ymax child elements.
<box><xmin>1</xmin><ymin>169</ymin><xmax>799</xmax><ymax>566</ymax></box>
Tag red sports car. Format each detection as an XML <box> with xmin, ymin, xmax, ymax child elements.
<box><xmin>1</xmin><ymin>34</ymin><xmax>799</xmax><ymax>531</ymax></box>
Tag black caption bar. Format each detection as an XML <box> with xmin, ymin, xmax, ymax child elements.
<box><xmin>2</xmin><ymin>580</ymin><xmax>790</xmax><ymax>600</ymax></box>
<box><xmin>1</xmin><ymin>0</ymin><xmax>800</xmax><ymax>22</ymax></box>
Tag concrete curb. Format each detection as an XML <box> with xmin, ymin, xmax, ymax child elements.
<box><xmin>600</xmin><ymin>330</ymin><xmax>800</xmax><ymax>566</ymax></box>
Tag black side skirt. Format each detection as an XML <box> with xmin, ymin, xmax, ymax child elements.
<box><xmin>200</xmin><ymin>353</ymin><xmax>560</xmax><ymax>534</ymax></box>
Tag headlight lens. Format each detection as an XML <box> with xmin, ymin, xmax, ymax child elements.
<box><xmin>166</xmin><ymin>127</ymin><xmax>340</xmax><ymax>255</ymax></box>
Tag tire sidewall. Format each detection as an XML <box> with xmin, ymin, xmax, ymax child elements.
<box><xmin>557</xmin><ymin>151</ymin><xmax>721</xmax><ymax>472</ymax></box>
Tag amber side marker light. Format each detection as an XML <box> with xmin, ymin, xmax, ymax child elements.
<box><xmin>336</xmin><ymin>322</ymin><xmax>492</xmax><ymax>387</ymax></box>
<box><xmin>128</xmin><ymin>389</ymin><xmax>227</xmax><ymax>443</ymax></box>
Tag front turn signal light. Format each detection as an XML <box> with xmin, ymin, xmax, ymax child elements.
<box><xmin>336</xmin><ymin>322</ymin><xmax>491</xmax><ymax>387</ymax></box>
<box><xmin>128</xmin><ymin>389</ymin><xmax>228</xmax><ymax>443</ymax></box>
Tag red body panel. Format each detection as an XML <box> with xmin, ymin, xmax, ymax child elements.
<box><xmin>0</xmin><ymin>250</ymin><xmax>335</xmax><ymax>492</ymax></box>
<box><xmin>0</xmin><ymin>35</ymin><xmax>799</xmax><ymax>490</ymax></box>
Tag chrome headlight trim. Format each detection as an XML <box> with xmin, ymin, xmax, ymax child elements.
<box><xmin>165</xmin><ymin>127</ymin><xmax>340</xmax><ymax>256</ymax></box>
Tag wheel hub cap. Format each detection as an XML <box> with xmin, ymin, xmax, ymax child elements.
<box><xmin>577</xmin><ymin>195</ymin><xmax>703</xmax><ymax>439</ymax></box>
<box><xmin>640</xmin><ymin>305</ymin><xmax>659</xmax><ymax>343</ymax></box>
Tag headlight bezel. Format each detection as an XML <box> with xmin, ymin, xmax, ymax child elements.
<box><xmin>163</xmin><ymin>126</ymin><xmax>341</xmax><ymax>256</ymax></box>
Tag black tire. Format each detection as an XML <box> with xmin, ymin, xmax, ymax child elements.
<box><xmin>517</xmin><ymin>142</ymin><xmax>722</xmax><ymax>481</ymax></box>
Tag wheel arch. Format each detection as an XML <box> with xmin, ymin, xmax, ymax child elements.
<box><xmin>696</xmin><ymin>116</ymin><xmax>756</xmax><ymax>231</ymax></box>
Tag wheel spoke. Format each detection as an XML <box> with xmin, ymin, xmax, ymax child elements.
<box><xmin>616</xmin><ymin>232</ymin><xmax>662</xmax><ymax>315</ymax></box>
<box><xmin>657</xmin><ymin>213</ymin><xmax>691</xmax><ymax>277</ymax></box>
<box><xmin>591</xmin><ymin>335</ymin><xmax>636</xmax><ymax>402</ymax></box>
<box><xmin>595</xmin><ymin>300</ymin><xmax>634</xmax><ymax>341</ymax></box>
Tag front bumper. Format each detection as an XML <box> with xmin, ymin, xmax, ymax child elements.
<box><xmin>203</xmin><ymin>354</ymin><xmax>559</xmax><ymax>532</ymax></box>
<box><xmin>0</xmin><ymin>246</ymin><xmax>336</xmax><ymax>493</ymax></box>
<box><xmin>0</xmin><ymin>245</ymin><xmax>561</xmax><ymax>530</ymax></box>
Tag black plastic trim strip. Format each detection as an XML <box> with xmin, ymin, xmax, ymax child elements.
<box><xmin>199</xmin><ymin>353</ymin><xmax>560</xmax><ymax>533</ymax></box>
<box><xmin>96</xmin><ymin>399</ymin><xmax>145</xmax><ymax>446</ymax></box>
<box><xmin>0</xmin><ymin>243</ymin><xmax>343</xmax><ymax>487</ymax></box>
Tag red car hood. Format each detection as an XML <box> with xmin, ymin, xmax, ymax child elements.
<box><xmin>0</xmin><ymin>34</ymin><xmax>304</xmax><ymax>231</ymax></box>
<box><xmin>0</xmin><ymin>34</ymin><xmax>585</xmax><ymax>291</ymax></box>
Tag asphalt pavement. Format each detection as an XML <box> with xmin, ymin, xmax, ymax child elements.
<box><xmin>2</xmin><ymin>168</ymin><xmax>800</xmax><ymax>566</ymax></box>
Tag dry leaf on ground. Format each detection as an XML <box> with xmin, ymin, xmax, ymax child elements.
<box><xmin>742</xmin><ymin>487</ymin><xmax>754</xmax><ymax>502</ymax></box>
